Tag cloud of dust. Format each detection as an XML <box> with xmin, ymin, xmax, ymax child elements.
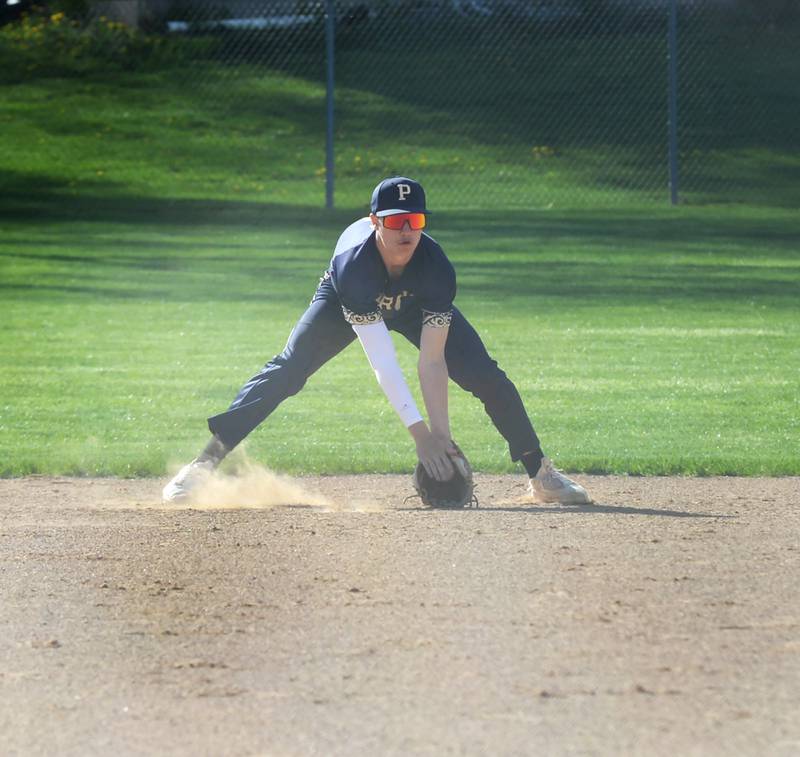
<box><xmin>161</xmin><ymin>448</ymin><xmax>387</xmax><ymax>512</ymax></box>
<box><xmin>186</xmin><ymin>457</ymin><xmax>332</xmax><ymax>511</ymax></box>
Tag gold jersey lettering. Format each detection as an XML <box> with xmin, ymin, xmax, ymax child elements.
<box><xmin>375</xmin><ymin>290</ymin><xmax>411</xmax><ymax>313</ymax></box>
<box><xmin>375</xmin><ymin>294</ymin><xmax>394</xmax><ymax>311</ymax></box>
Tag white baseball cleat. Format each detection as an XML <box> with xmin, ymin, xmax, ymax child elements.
<box><xmin>528</xmin><ymin>457</ymin><xmax>592</xmax><ymax>505</ymax></box>
<box><xmin>162</xmin><ymin>459</ymin><xmax>215</xmax><ymax>503</ymax></box>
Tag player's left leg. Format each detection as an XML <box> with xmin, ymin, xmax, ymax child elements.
<box><xmin>393</xmin><ymin>308</ymin><xmax>591</xmax><ymax>504</ymax></box>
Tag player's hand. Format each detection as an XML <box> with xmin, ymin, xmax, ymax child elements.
<box><xmin>414</xmin><ymin>431</ymin><xmax>457</xmax><ymax>482</ymax></box>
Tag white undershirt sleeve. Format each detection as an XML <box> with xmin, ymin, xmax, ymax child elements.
<box><xmin>352</xmin><ymin>321</ymin><xmax>423</xmax><ymax>428</ymax></box>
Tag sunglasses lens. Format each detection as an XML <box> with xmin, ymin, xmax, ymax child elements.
<box><xmin>383</xmin><ymin>213</ymin><xmax>426</xmax><ymax>230</ymax></box>
<box><xmin>408</xmin><ymin>213</ymin><xmax>426</xmax><ymax>230</ymax></box>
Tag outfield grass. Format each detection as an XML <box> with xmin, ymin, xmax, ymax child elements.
<box><xmin>1</xmin><ymin>66</ymin><xmax>798</xmax><ymax>477</ymax></box>
<box><xmin>2</xmin><ymin>193</ymin><xmax>797</xmax><ymax>477</ymax></box>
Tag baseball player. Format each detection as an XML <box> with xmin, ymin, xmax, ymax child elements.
<box><xmin>163</xmin><ymin>177</ymin><xmax>591</xmax><ymax>505</ymax></box>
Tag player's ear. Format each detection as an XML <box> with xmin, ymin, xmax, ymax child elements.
<box><xmin>369</xmin><ymin>213</ymin><xmax>379</xmax><ymax>228</ymax></box>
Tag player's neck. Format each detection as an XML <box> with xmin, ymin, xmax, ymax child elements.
<box><xmin>381</xmin><ymin>253</ymin><xmax>409</xmax><ymax>280</ymax></box>
<box><xmin>376</xmin><ymin>238</ymin><xmax>415</xmax><ymax>279</ymax></box>
<box><xmin>386</xmin><ymin>264</ymin><xmax>405</xmax><ymax>279</ymax></box>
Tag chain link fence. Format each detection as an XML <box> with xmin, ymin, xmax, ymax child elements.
<box><xmin>6</xmin><ymin>0</ymin><xmax>798</xmax><ymax>209</ymax></box>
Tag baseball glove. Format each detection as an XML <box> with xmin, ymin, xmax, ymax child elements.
<box><xmin>412</xmin><ymin>445</ymin><xmax>476</xmax><ymax>509</ymax></box>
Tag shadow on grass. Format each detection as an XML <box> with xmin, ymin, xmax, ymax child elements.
<box><xmin>2</xmin><ymin>178</ymin><xmax>798</xmax><ymax>305</ymax></box>
<box><xmin>3</xmin><ymin>170</ymin><xmax>797</xmax><ymax>243</ymax></box>
<box><xmin>0</xmin><ymin>171</ymin><xmax>350</xmax><ymax>229</ymax></box>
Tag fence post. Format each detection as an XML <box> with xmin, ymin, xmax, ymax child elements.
<box><xmin>325</xmin><ymin>0</ymin><xmax>336</xmax><ymax>209</ymax></box>
<box><xmin>668</xmin><ymin>0</ymin><xmax>679</xmax><ymax>205</ymax></box>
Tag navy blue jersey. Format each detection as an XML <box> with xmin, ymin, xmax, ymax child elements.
<box><xmin>323</xmin><ymin>217</ymin><xmax>456</xmax><ymax>328</ymax></box>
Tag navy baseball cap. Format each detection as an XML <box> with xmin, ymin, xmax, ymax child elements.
<box><xmin>370</xmin><ymin>176</ymin><xmax>429</xmax><ymax>217</ymax></box>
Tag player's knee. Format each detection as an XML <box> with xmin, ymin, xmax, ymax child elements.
<box><xmin>454</xmin><ymin>364</ymin><xmax>509</xmax><ymax>398</ymax></box>
<box><xmin>269</xmin><ymin>354</ymin><xmax>311</xmax><ymax>396</ymax></box>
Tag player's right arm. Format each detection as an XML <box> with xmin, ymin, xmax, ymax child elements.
<box><xmin>352</xmin><ymin>321</ymin><xmax>454</xmax><ymax>481</ymax></box>
<box><xmin>330</xmin><ymin>221</ymin><xmax>454</xmax><ymax>481</ymax></box>
<box><xmin>351</xmin><ymin>320</ymin><xmax>422</xmax><ymax>428</ymax></box>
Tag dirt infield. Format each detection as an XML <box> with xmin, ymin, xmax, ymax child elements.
<box><xmin>2</xmin><ymin>473</ymin><xmax>798</xmax><ymax>756</ymax></box>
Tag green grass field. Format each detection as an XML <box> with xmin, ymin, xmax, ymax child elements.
<box><xmin>1</xmin><ymin>54</ymin><xmax>798</xmax><ymax>477</ymax></box>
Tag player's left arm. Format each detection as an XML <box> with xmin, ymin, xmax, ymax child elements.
<box><xmin>417</xmin><ymin>320</ymin><xmax>451</xmax><ymax>442</ymax></box>
<box><xmin>416</xmin><ymin>238</ymin><xmax>457</xmax><ymax>452</ymax></box>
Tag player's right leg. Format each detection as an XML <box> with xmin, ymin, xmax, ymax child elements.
<box><xmin>162</xmin><ymin>292</ymin><xmax>355</xmax><ymax>503</ymax></box>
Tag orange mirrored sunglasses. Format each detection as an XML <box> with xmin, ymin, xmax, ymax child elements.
<box><xmin>381</xmin><ymin>212</ymin><xmax>426</xmax><ymax>231</ymax></box>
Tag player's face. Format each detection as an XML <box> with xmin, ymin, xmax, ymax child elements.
<box><xmin>371</xmin><ymin>213</ymin><xmax>423</xmax><ymax>264</ymax></box>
